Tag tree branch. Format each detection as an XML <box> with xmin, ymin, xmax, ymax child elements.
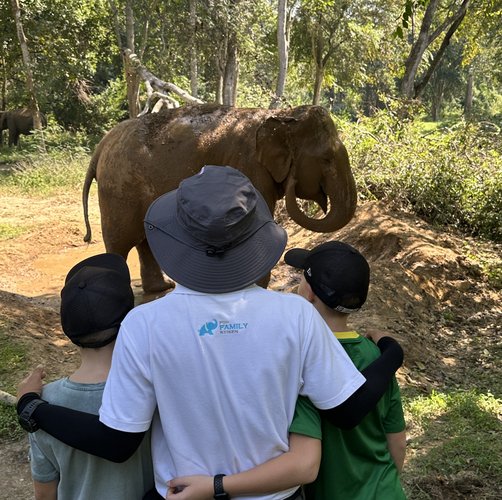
<box><xmin>122</xmin><ymin>49</ymin><xmax>204</xmax><ymax>108</ymax></box>
<box><xmin>414</xmin><ymin>0</ymin><xmax>470</xmax><ymax>97</ymax></box>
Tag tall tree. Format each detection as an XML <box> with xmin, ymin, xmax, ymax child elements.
<box><xmin>302</xmin><ymin>0</ymin><xmax>350</xmax><ymax>105</ymax></box>
<box><xmin>10</xmin><ymin>0</ymin><xmax>42</xmax><ymax>128</ymax></box>
<box><xmin>399</xmin><ymin>0</ymin><xmax>471</xmax><ymax>99</ymax></box>
<box><xmin>270</xmin><ymin>0</ymin><xmax>293</xmax><ymax>108</ymax></box>
<box><xmin>189</xmin><ymin>0</ymin><xmax>199</xmax><ymax>98</ymax></box>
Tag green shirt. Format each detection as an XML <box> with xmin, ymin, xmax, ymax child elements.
<box><xmin>290</xmin><ymin>331</ymin><xmax>406</xmax><ymax>500</ymax></box>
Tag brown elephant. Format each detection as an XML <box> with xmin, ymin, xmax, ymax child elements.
<box><xmin>0</xmin><ymin>108</ymin><xmax>47</xmax><ymax>146</ymax></box>
<box><xmin>83</xmin><ymin>104</ymin><xmax>357</xmax><ymax>292</ymax></box>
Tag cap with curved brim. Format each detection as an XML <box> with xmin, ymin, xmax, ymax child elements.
<box><xmin>144</xmin><ymin>181</ymin><xmax>287</xmax><ymax>293</ymax></box>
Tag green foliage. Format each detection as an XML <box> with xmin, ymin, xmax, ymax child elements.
<box><xmin>0</xmin><ymin>328</ymin><xmax>27</xmax><ymax>395</ymax></box>
<box><xmin>0</xmin><ymin>403</ymin><xmax>23</xmax><ymax>442</ymax></box>
<box><xmin>0</xmin><ymin>149</ymin><xmax>89</xmax><ymax>194</ymax></box>
<box><xmin>0</xmin><ymin>327</ymin><xmax>26</xmax><ymax>441</ymax></box>
<box><xmin>341</xmin><ymin>104</ymin><xmax>502</xmax><ymax>241</ymax></box>
<box><xmin>85</xmin><ymin>77</ymin><xmax>129</xmax><ymax>139</ymax></box>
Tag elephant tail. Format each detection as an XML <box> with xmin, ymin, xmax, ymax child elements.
<box><xmin>82</xmin><ymin>154</ymin><xmax>98</xmax><ymax>243</ymax></box>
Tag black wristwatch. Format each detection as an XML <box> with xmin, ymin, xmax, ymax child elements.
<box><xmin>18</xmin><ymin>398</ymin><xmax>46</xmax><ymax>433</ymax></box>
<box><xmin>213</xmin><ymin>473</ymin><xmax>229</xmax><ymax>499</ymax></box>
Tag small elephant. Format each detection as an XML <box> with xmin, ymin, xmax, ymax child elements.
<box><xmin>0</xmin><ymin>108</ymin><xmax>47</xmax><ymax>146</ymax></box>
<box><xmin>0</xmin><ymin>111</ymin><xmax>7</xmax><ymax>146</ymax></box>
<box><xmin>83</xmin><ymin>104</ymin><xmax>357</xmax><ymax>293</ymax></box>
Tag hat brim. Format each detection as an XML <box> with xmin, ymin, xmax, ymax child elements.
<box><xmin>284</xmin><ymin>248</ymin><xmax>310</xmax><ymax>270</ymax></box>
<box><xmin>145</xmin><ymin>190</ymin><xmax>287</xmax><ymax>293</ymax></box>
<box><xmin>65</xmin><ymin>253</ymin><xmax>131</xmax><ymax>284</ymax></box>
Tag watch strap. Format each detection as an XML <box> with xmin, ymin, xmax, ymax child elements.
<box><xmin>213</xmin><ymin>474</ymin><xmax>229</xmax><ymax>499</ymax></box>
<box><xmin>18</xmin><ymin>398</ymin><xmax>47</xmax><ymax>432</ymax></box>
<box><xmin>16</xmin><ymin>392</ymin><xmax>41</xmax><ymax>414</ymax></box>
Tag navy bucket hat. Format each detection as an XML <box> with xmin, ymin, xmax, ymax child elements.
<box><xmin>144</xmin><ymin>165</ymin><xmax>287</xmax><ymax>293</ymax></box>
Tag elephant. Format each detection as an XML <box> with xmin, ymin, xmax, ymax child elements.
<box><xmin>82</xmin><ymin>104</ymin><xmax>357</xmax><ymax>293</ymax></box>
<box><xmin>0</xmin><ymin>108</ymin><xmax>47</xmax><ymax>146</ymax></box>
<box><xmin>0</xmin><ymin>111</ymin><xmax>7</xmax><ymax>146</ymax></box>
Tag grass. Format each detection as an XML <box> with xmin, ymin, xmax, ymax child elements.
<box><xmin>402</xmin><ymin>389</ymin><xmax>502</xmax><ymax>498</ymax></box>
<box><xmin>0</xmin><ymin>223</ymin><xmax>27</xmax><ymax>240</ymax></box>
<box><xmin>0</xmin><ymin>152</ymin><xmax>88</xmax><ymax>195</ymax></box>
<box><xmin>0</xmin><ymin>324</ymin><xmax>29</xmax><ymax>442</ymax></box>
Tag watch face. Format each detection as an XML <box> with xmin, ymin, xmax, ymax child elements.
<box><xmin>18</xmin><ymin>399</ymin><xmax>44</xmax><ymax>433</ymax></box>
<box><xmin>18</xmin><ymin>415</ymin><xmax>37</xmax><ymax>433</ymax></box>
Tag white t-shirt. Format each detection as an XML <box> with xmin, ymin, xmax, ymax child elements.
<box><xmin>100</xmin><ymin>284</ymin><xmax>365</xmax><ymax>499</ymax></box>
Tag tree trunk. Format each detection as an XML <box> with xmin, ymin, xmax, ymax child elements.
<box><xmin>270</xmin><ymin>0</ymin><xmax>288</xmax><ymax>109</ymax></box>
<box><xmin>400</xmin><ymin>0</ymin><xmax>440</xmax><ymax>98</ymax></box>
<box><xmin>124</xmin><ymin>1</ymin><xmax>141</xmax><ymax>117</ymax></box>
<box><xmin>223</xmin><ymin>31</ymin><xmax>238</xmax><ymax>105</ymax></box>
<box><xmin>189</xmin><ymin>0</ymin><xmax>198</xmax><ymax>98</ymax></box>
<box><xmin>464</xmin><ymin>67</ymin><xmax>473</xmax><ymax>117</ymax></box>
<box><xmin>401</xmin><ymin>0</ymin><xmax>470</xmax><ymax>99</ymax></box>
<box><xmin>10</xmin><ymin>0</ymin><xmax>43</xmax><ymax>131</ymax></box>
<box><xmin>1</xmin><ymin>53</ymin><xmax>6</xmax><ymax>111</ymax></box>
<box><xmin>312</xmin><ymin>64</ymin><xmax>324</xmax><ymax>105</ymax></box>
<box><xmin>414</xmin><ymin>0</ymin><xmax>470</xmax><ymax>98</ymax></box>
<box><xmin>431</xmin><ymin>79</ymin><xmax>444</xmax><ymax>121</ymax></box>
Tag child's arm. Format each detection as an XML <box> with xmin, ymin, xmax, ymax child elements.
<box><xmin>386</xmin><ymin>431</ymin><xmax>406</xmax><ymax>472</ymax></box>
<box><xmin>168</xmin><ymin>433</ymin><xmax>321</xmax><ymax>499</ymax></box>
<box><xmin>33</xmin><ymin>479</ymin><xmax>57</xmax><ymax>500</ymax></box>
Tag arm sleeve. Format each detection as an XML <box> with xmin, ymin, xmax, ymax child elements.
<box><xmin>319</xmin><ymin>336</ymin><xmax>404</xmax><ymax>430</ymax></box>
<box><xmin>17</xmin><ymin>393</ymin><xmax>145</xmax><ymax>463</ymax></box>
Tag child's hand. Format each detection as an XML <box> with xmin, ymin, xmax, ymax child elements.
<box><xmin>364</xmin><ymin>329</ymin><xmax>389</xmax><ymax>344</ymax></box>
<box><xmin>167</xmin><ymin>475</ymin><xmax>213</xmax><ymax>499</ymax></box>
<box><xmin>17</xmin><ymin>365</ymin><xmax>46</xmax><ymax>400</ymax></box>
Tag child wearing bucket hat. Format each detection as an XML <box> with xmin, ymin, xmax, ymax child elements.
<box><xmin>18</xmin><ymin>166</ymin><xmax>404</xmax><ymax>500</ymax></box>
<box><xmin>25</xmin><ymin>253</ymin><xmax>154</xmax><ymax>500</ymax></box>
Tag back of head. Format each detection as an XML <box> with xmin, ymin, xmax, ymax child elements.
<box><xmin>284</xmin><ymin>241</ymin><xmax>370</xmax><ymax>313</ymax></box>
<box><xmin>60</xmin><ymin>253</ymin><xmax>134</xmax><ymax>348</ymax></box>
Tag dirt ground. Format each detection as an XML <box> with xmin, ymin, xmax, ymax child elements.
<box><xmin>0</xmin><ymin>189</ymin><xmax>501</xmax><ymax>499</ymax></box>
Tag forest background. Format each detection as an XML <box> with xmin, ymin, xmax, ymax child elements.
<box><xmin>0</xmin><ymin>1</ymin><xmax>501</xmax><ymax>499</ymax></box>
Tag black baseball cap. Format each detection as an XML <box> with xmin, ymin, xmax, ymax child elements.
<box><xmin>60</xmin><ymin>253</ymin><xmax>134</xmax><ymax>348</ymax></box>
<box><xmin>284</xmin><ymin>241</ymin><xmax>370</xmax><ymax>313</ymax></box>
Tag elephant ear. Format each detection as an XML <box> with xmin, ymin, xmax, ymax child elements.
<box><xmin>256</xmin><ymin>115</ymin><xmax>297</xmax><ymax>183</ymax></box>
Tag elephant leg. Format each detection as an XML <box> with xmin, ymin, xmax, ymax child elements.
<box><xmin>136</xmin><ymin>238</ymin><xmax>174</xmax><ymax>293</ymax></box>
<box><xmin>9</xmin><ymin>130</ymin><xmax>19</xmax><ymax>146</ymax></box>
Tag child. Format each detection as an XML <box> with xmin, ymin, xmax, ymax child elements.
<box><xmin>167</xmin><ymin>241</ymin><xmax>406</xmax><ymax>500</ymax></box>
<box><xmin>25</xmin><ymin>253</ymin><xmax>154</xmax><ymax>500</ymax></box>
<box><xmin>285</xmin><ymin>241</ymin><xmax>407</xmax><ymax>499</ymax></box>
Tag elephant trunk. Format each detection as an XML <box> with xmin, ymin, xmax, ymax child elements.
<box><xmin>284</xmin><ymin>171</ymin><xmax>357</xmax><ymax>233</ymax></box>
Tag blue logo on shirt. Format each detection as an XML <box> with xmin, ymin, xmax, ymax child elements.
<box><xmin>199</xmin><ymin>320</ymin><xmax>218</xmax><ymax>336</ymax></box>
<box><xmin>198</xmin><ymin>320</ymin><xmax>249</xmax><ymax>336</ymax></box>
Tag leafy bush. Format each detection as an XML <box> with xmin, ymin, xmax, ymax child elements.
<box><xmin>339</xmin><ymin>107</ymin><xmax>502</xmax><ymax>242</ymax></box>
<box><xmin>0</xmin><ymin>151</ymin><xmax>89</xmax><ymax>194</ymax></box>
